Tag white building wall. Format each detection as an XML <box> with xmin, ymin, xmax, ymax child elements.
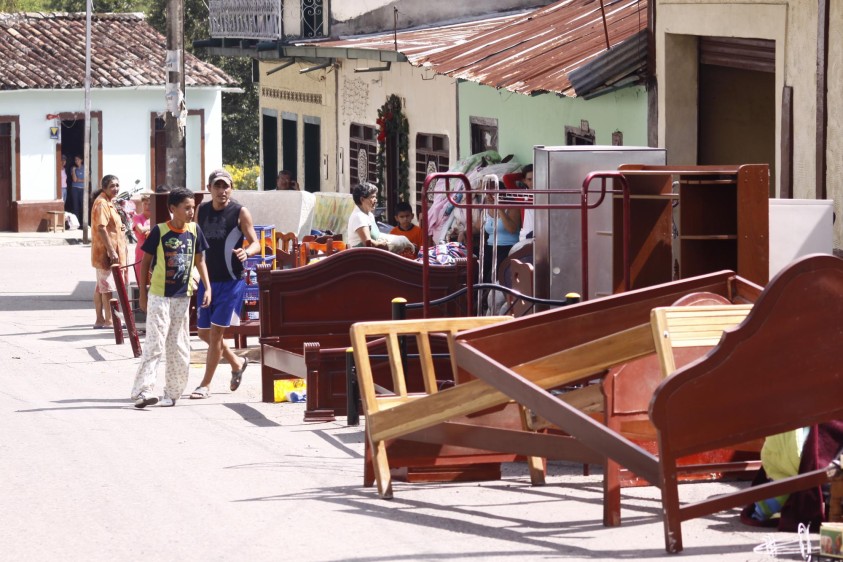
<box><xmin>1</xmin><ymin>86</ymin><xmax>223</xmax><ymax>200</ymax></box>
<box><xmin>258</xmin><ymin>60</ymin><xmax>337</xmax><ymax>192</ymax></box>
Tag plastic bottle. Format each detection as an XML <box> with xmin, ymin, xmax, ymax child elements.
<box><xmin>286</xmin><ymin>391</ymin><xmax>306</xmax><ymax>403</ymax></box>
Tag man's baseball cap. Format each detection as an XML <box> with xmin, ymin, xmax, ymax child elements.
<box><xmin>207</xmin><ymin>168</ymin><xmax>232</xmax><ymax>187</ymax></box>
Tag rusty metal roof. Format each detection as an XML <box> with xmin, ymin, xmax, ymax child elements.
<box><xmin>0</xmin><ymin>12</ymin><xmax>234</xmax><ymax>90</ymax></box>
<box><xmin>420</xmin><ymin>0</ymin><xmax>648</xmax><ymax>96</ymax></box>
<box><xmin>305</xmin><ymin>0</ymin><xmax>647</xmax><ymax>97</ymax></box>
<box><xmin>301</xmin><ymin>12</ymin><xmax>526</xmax><ymax>64</ymax></box>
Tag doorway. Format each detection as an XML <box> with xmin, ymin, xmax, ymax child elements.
<box><xmin>697</xmin><ymin>37</ymin><xmax>775</xmax><ymax>193</ymax></box>
<box><xmin>0</xmin><ymin>120</ymin><xmax>14</xmax><ymax>231</ymax></box>
<box><xmin>282</xmin><ymin>116</ymin><xmax>298</xmax><ymax>183</ymax></box>
<box><xmin>303</xmin><ymin>118</ymin><xmax>320</xmax><ymax>192</ymax></box>
<box><xmin>262</xmin><ymin>111</ymin><xmax>278</xmax><ymax>190</ymax></box>
<box><xmin>59</xmin><ymin>114</ymin><xmax>102</xmax><ymax>190</ymax></box>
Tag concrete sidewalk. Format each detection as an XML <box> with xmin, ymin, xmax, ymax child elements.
<box><xmin>0</xmin><ymin>244</ymin><xmax>795</xmax><ymax>561</ymax></box>
<box><xmin>0</xmin><ymin>228</ymin><xmax>85</xmax><ymax>247</ymax></box>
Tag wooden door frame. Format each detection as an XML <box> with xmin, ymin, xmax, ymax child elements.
<box><xmin>150</xmin><ymin>109</ymin><xmax>206</xmax><ymax>190</ymax></box>
<box><xmin>0</xmin><ymin>115</ymin><xmax>21</xmax><ymax>201</ymax></box>
<box><xmin>54</xmin><ymin>111</ymin><xmax>103</xmax><ymax>197</ymax></box>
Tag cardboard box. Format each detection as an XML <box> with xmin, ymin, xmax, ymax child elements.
<box><xmin>820</xmin><ymin>522</ymin><xmax>843</xmax><ymax>559</ymax></box>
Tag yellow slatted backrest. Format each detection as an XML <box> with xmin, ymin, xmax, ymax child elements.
<box><xmin>350</xmin><ymin>317</ymin><xmax>512</xmax><ymax>417</ymax></box>
<box><xmin>651</xmin><ymin>305</ymin><xmax>753</xmax><ymax>377</ymax></box>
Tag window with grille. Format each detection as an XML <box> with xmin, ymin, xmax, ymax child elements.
<box><xmin>349</xmin><ymin>123</ymin><xmax>377</xmax><ymax>186</ymax></box>
<box><xmin>415</xmin><ymin>133</ymin><xmax>449</xmax><ymax>214</ymax></box>
<box><xmin>301</xmin><ymin>0</ymin><xmax>324</xmax><ymax>38</ymax></box>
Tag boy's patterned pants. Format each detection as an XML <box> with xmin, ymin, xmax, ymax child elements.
<box><xmin>130</xmin><ymin>294</ymin><xmax>191</xmax><ymax>401</ymax></box>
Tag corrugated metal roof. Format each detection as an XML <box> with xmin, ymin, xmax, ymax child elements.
<box><xmin>0</xmin><ymin>12</ymin><xmax>234</xmax><ymax>90</ymax></box>
<box><xmin>568</xmin><ymin>28</ymin><xmax>647</xmax><ymax>98</ymax></box>
<box><xmin>305</xmin><ymin>0</ymin><xmax>647</xmax><ymax>97</ymax></box>
<box><xmin>301</xmin><ymin>12</ymin><xmax>527</xmax><ymax>64</ymax></box>
<box><xmin>420</xmin><ymin>0</ymin><xmax>648</xmax><ymax>96</ymax></box>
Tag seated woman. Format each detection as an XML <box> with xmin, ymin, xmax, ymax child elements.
<box><xmin>347</xmin><ymin>183</ymin><xmax>413</xmax><ymax>255</ymax></box>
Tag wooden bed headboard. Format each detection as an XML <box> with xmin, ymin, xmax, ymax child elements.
<box><xmin>650</xmin><ymin>253</ymin><xmax>843</xmax><ymax>458</ymax></box>
<box><xmin>256</xmin><ymin>247</ymin><xmax>468</xmax><ymax>343</ymax></box>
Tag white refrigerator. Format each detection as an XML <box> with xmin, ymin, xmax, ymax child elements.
<box><xmin>533</xmin><ymin>145</ymin><xmax>666</xmax><ymax>301</ymax></box>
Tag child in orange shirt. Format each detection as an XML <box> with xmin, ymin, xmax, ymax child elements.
<box><xmin>389</xmin><ymin>202</ymin><xmax>424</xmax><ymax>250</ymax></box>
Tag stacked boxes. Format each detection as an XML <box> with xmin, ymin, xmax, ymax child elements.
<box><xmin>253</xmin><ymin>224</ymin><xmax>276</xmax><ymax>269</ymax></box>
<box><xmin>240</xmin><ymin>225</ymin><xmax>276</xmax><ymax>321</ymax></box>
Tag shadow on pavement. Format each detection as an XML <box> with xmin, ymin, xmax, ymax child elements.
<box><xmin>0</xmin><ymin>281</ymin><xmax>96</xmax><ymax>311</ymax></box>
<box><xmin>222</xmin><ymin>403</ymin><xmax>281</xmax><ymax>427</ymax></box>
<box><xmin>232</xmin><ymin>483</ymin><xmax>767</xmax><ymax>560</ymax></box>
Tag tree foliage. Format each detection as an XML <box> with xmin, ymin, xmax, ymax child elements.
<box><xmin>146</xmin><ymin>0</ymin><xmax>259</xmax><ymax>165</ymax></box>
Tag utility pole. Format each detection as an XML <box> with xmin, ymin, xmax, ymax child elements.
<box><xmin>165</xmin><ymin>0</ymin><xmax>186</xmax><ymax>188</ymax></box>
<box><xmin>82</xmin><ymin>0</ymin><xmax>92</xmax><ymax>244</ymax></box>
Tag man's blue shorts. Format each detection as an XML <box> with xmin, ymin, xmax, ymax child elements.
<box><xmin>196</xmin><ymin>279</ymin><xmax>246</xmax><ymax>329</ymax></box>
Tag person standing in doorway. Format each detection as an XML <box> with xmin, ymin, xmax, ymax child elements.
<box><xmin>90</xmin><ymin>174</ymin><xmax>128</xmax><ymax>329</ymax></box>
<box><xmin>69</xmin><ymin>155</ymin><xmax>85</xmax><ymax>226</ymax></box>
<box><xmin>192</xmin><ymin>169</ymin><xmax>259</xmax><ymax>399</ymax></box>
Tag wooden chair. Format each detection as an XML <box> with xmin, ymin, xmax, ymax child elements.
<box><xmin>650</xmin><ymin>304</ymin><xmax>754</xmax><ymax>376</ymax></box>
<box><xmin>273</xmin><ymin>231</ymin><xmax>299</xmax><ymax>270</ymax></box>
<box><xmin>351</xmin><ymin>316</ymin><xmax>553</xmax><ymax>499</ymax></box>
<box><xmin>300</xmin><ymin>238</ymin><xmax>346</xmax><ymax>265</ymax></box>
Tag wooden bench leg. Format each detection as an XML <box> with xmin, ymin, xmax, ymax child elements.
<box><xmin>519</xmin><ymin>405</ymin><xmax>546</xmax><ymax>486</ymax></box>
<box><xmin>371</xmin><ymin>438</ymin><xmax>394</xmax><ymax>499</ymax></box>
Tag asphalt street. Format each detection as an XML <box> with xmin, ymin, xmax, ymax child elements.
<box><xmin>0</xmin><ymin>237</ymin><xmax>796</xmax><ymax>561</ymax></box>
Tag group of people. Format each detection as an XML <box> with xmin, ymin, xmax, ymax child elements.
<box><xmin>87</xmin><ymin>169</ymin><xmax>259</xmax><ymax>408</ymax></box>
<box><xmin>97</xmin><ymin>164</ymin><xmax>528</xmax><ymax>408</ymax></box>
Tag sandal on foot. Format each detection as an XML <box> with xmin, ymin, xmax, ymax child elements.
<box><xmin>190</xmin><ymin>386</ymin><xmax>210</xmax><ymax>399</ymax></box>
<box><xmin>230</xmin><ymin>357</ymin><xmax>249</xmax><ymax>391</ymax></box>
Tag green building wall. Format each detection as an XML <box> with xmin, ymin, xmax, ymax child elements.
<box><xmin>457</xmin><ymin>81</ymin><xmax>649</xmax><ymax>165</ymax></box>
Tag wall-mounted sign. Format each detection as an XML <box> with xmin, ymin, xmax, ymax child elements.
<box><xmin>49</xmin><ymin>126</ymin><xmax>59</xmax><ymax>140</ymax></box>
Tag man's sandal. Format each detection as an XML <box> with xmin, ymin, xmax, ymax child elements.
<box><xmin>190</xmin><ymin>386</ymin><xmax>210</xmax><ymax>399</ymax></box>
<box><xmin>230</xmin><ymin>357</ymin><xmax>249</xmax><ymax>392</ymax></box>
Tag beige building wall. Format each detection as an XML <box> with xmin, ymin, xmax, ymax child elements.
<box><xmin>657</xmin><ymin>1</ymin><xmax>790</xmax><ymax>185</ymax></box>
<box><xmin>658</xmin><ymin>0</ymin><xmax>843</xmax><ymax>248</ymax></box>
<box><xmin>336</xmin><ymin>60</ymin><xmax>458</xmax><ymax>205</ymax></box>
<box><xmin>258</xmin><ymin>60</ymin><xmax>338</xmax><ymax>191</ymax></box>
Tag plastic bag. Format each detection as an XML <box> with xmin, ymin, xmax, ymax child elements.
<box><xmin>273</xmin><ymin>378</ymin><xmax>306</xmax><ymax>403</ymax></box>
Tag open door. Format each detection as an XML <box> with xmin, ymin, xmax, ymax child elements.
<box><xmin>0</xmin><ymin>120</ymin><xmax>14</xmax><ymax>231</ymax></box>
<box><xmin>303</xmin><ymin>118</ymin><xmax>320</xmax><ymax>192</ymax></box>
<box><xmin>262</xmin><ymin>111</ymin><xmax>278</xmax><ymax>190</ymax></box>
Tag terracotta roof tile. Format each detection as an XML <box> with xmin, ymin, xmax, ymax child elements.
<box><xmin>0</xmin><ymin>12</ymin><xmax>234</xmax><ymax>90</ymax></box>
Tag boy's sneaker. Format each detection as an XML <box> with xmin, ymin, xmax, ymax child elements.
<box><xmin>158</xmin><ymin>396</ymin><xmax>176</xmax><ymax>407</ymax></box>
<box><xmin>134</xmin><ymin>394</ymin><xmax>158</xmax><ymax>409</ymax></box>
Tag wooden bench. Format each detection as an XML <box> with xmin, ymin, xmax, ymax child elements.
<box><xmin>351</xmin><ymin>316</ymin><xmax>554</xmax><ymax>493</ymax></box>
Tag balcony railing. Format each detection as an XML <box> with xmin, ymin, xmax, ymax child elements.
<box><xmin>209</xmin><ymin>0</ymin><xmax>324</xmax><ymax>41</ymax></box>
